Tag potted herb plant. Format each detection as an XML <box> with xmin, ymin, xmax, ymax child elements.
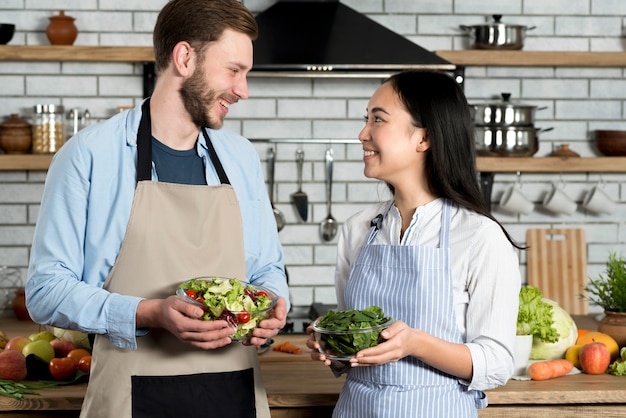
<box><xmin>585</xmin><ymin>252</ymin><xmax>626</xmax><ymax>347</ymax></box>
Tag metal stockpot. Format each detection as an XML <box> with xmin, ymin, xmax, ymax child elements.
<box><xmin>460</xmin><ymin>15</ymin><xmax>535</xmax><ymax>50</ymax></box>
<box><xmin>475</xmin><ymin>126</ymin><xmax>552</xmax><ymax>157</ymax></box>
<box><xmin>470</xmin><ymin>93</ymin><xmax>543</xmax><ymax>127</ymax></box>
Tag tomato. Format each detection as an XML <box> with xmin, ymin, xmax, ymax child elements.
<box><xmin>185</xmin><ymin>289</ymin><xmax>197</xmax><ymax>299</ymax></box>
<box><xmin>237</xmin><ymin>311</ymin><xmax>251</xmax><ymax>324</ymax></box>
<box><xmin>196</xmin><ymin>297</ymin><xmax>204</xmax><ymax>304</ymax></box>
<box><xmin>257</xmin><ymin>291</ymin><xmax>268</xmax><ymax>298</ymax></box>
<box><xmin>67</xmin><ymin>348</ymin><xmax>91</xmax><ymax>364</ymax></box>
<box><xmin>49</xmin><ymin>357</ymin><xmax>78</xmax><ymax>380</ymax></box>
<box><xmin>78</xmin><ymin>355</ymin><xmax>92</xmax><ymax>374</ymax></box>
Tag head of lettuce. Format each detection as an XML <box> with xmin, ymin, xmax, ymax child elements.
<box><xmin>517</xmin><ymin>286</ymin><xmax>578</xmax><ymax>360</ymax></box>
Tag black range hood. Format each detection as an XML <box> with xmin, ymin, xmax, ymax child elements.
<box><xmin>251</xmin><ymin>0</ymin><xmax>456</xmax><ymax>77</ymax></box>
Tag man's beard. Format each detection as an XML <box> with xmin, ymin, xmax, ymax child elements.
<box><xmin>179</xmin><ymin>66</ymin><xmax>222</xmax><ymax>130</ymax></box>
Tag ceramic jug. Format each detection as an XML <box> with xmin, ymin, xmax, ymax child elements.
<box><xmin>0</xmin><ymin>113</ymin><xmax>32</xmax><ymax>154</ymax></box>
<box><xmin>46</xmin><ymin>10</ymin><xmax>78</xmax><ymax>45</ymax></box>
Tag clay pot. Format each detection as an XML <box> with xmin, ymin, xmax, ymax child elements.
<box><xmin>0</xmin><ymin>113</ymin><xmax>32</xmax><ymax>154</ymax></box>
<box><xmin>46</xmin><ymin>10</ymin><xmax>78</xmax><ymax>46</ymax></box>
<box><xmin>598</xmin><ymin>311</ymin><xmax>626</xmax><ymax>348</ymax></box>
<box><xmin>12</xmin><ymin>288</ymin><xmax>32</xmax><ymax>321</ymax></box>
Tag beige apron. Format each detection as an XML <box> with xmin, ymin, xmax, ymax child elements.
<box><xmin>81</xmin><ymin>100</ymin><xmax>269</xmax><ymax>417</ymax></box>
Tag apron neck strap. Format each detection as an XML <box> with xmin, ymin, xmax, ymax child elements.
<box><xmin>136</xmin><ymin>99</ymin><xmax>231</xmax><ymax>185</ymax></box>
<box><xmin>201</xmin><ymin>128</ymin><xmax>230</xmax><ymax>185</ymax></box>
<box><xmin>136</xmin><ymin>99</ymin><xmax>152</xmax><ymax>182</ymax></box>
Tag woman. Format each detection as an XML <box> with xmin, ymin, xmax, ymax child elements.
<box><xmin>307</xmin><ymin>70</ymin><xmax>522</xmax><ymax>417</ymax></box>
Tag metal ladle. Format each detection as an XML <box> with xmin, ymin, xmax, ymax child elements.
<box><xmin>320</xmin><ymin>148</ymin><xmax>338</xmax><ymax>241</ymax></box>
<box><xmin>267</xmin><ymin>147</ymin><xmax>286</xmax><ymax>232</ymax></box>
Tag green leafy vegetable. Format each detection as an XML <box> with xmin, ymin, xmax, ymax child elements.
<box><xmin>608</xmin><ymin>359</ymin><xmax>626</xmax><ymax>376</ymax></box>
<box><xmin>0</xmin><ymin>379</ymin><xmax>57</xmax><ymax>400</ymax></box>
<box><xmin>529</xmin><ymin>299</ymin><xmax>577</xmax><ymax>360</ymax></box>
<box><xmin>315</xmin><ymin>306</ymin><xmax>392</xmax><ymax>356</ymax></box>
<box><xmin>517</xmin><ymin>286</ymin><xmax>559</xmax><ymax>343</ymax></box>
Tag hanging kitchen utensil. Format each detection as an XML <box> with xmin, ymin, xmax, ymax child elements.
<box><xmin>267</xmin><ymin>147</ymin><xmax>286</xmax><ymax>232</ymax></box>
<box><xmin>320</xmin><ymin>148</ymin><xmax>338</xmax><ymax>242</ymax></box>
<box><xmin>526</xmin><ymin>228</ymin><xmax>588</xmax><ymax>315</ymax></box>
<box><xmin>290</xmin><ymin>148</ymin><xmax>308</xmax><ymax>222</ymax></box>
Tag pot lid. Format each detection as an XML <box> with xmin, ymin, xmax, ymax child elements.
<box><xmin>467</xmin><ymin>15</ymin><xmax>528</xmax><ymax>29</ymax></box>
<box><xmin>472</xmin><ymin>93</ymin><xmax>538</xmax><ymax>109</ymax></box>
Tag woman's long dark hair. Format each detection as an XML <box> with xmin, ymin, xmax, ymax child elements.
<box><xmin>385</xmin><ymin>70</ymin><xmax>524</xmax><ymax>249</ymax></box>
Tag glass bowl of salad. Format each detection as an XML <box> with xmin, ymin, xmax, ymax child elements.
<box><xmin>176</xmin><ymin>276</ymin><xmax>277</xmax><ymax>341</ymax></box>
<box><xmin>311</xmin><ymin>306</ymin><xmax>393</xmax><ymax>361</ymax></box>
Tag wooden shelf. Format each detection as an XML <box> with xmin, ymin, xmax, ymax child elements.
<box><xmin>0</xmin><ymin>154</ymin><xmax>53</xmax><ymax>170</ymax></box>
<box><xmin>0</xmin><ymin>45</ymin><xmax>154</xmax><ymax>62</ymax></box>
<box><xmin>475</xmin><ymin>156</ymin><xmax>626</xmax><ymax>172</ymax></box>
<box><xmin>1</xmin><ymin>154</ymin><xmax>625</xmax><ymax>173</ymax></box>
<box><xmin>435</xmin><ymin>50</ymin><xmax>626</xmax><ymax>67</ymax></box>
<box><xmin>2</xmin><ymin>46</ymin><xmax>626</xmax><ymax>68</ymax></box>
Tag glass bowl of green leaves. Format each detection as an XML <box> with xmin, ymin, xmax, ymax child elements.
<box><xmin>311</xmin><ymin>306</ymin><xmax>393</xmax><ymax>361</ymax></box>
<box><xmin>176</xmin><ymin>277</ymin><xmax>277</xmax><ymax>341</ymax></box>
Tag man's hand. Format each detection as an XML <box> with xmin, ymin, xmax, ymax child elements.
<box><xmin>137</xmin><ymin>296</ymin><xmax>235</xmax><ymax>349</ymax></box>
<box><xmin>244</xmin><ymin>296</ymin><xmax>288</xmax><ymax>347</ymax></box>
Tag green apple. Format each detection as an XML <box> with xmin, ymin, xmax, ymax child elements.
<box><xmin>22</xmin><ymin>339</ymin><xmax>55</xmax><ymax>363</ymax></box>
<box><xmin>28</xmin><ymin>330</ymin><xmax>56</xmax><ymax>342</ymax></box>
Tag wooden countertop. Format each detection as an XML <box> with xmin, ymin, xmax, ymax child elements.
<box><xmin>2</xmin><ymin>316</ymin><xmax>625</xmax><ymax>416</ymax></box>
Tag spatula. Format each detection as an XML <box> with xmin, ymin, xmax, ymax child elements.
<box><xmin>290</xmin><ymin>148</ymin><xmax>308</xmax><ymax>222</ymax></box>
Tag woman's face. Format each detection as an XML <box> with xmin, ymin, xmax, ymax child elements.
<box><xmin>358</xmin><ymin>82</ymin><xmax>427</xmax><ymax>186</ymax></box>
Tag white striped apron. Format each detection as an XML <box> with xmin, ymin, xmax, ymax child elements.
<box><xmin>334</xmin><ymin>199</ymin><xmax>486</xmax><ymax>418</ymax></box>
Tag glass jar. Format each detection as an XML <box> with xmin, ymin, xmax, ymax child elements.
<box><xmin>32</xmin><ymin>104</ymin><xmax>65</xmax><ymax>154</ymax></box>
<box><xmin>66</xmin><ymin>107</ymin><xmax>91</xmax><ymax>140</ymax></box>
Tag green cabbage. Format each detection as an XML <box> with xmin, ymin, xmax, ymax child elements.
<box><xmin>529</xmin><ymin>299</ymin><xmax>578</xmax><ymax>360</ymax></box>
<box><xmin>51</xmin><ymin>327</ymin><xmax>91</xmax><ymax>350</ymax></box>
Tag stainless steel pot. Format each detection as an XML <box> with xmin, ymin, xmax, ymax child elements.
<box><xmin>475</xmin><ymin>126</ymin><xmax>552</xmax><ymax>157</ymax></box>
<box><xmin>460</xmin><ymin>15</ymin><xmax>535</xmax><ymax>50</ymax></box>
<box><xmin>470</xmin><ymin>93</ymin><xmax>543</xmax><ymax>127</ymax></box>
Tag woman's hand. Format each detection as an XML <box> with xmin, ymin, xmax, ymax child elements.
<box><xmin>349</xmin><ymin>320</ymin><xmax>413</xmax><ymax>366</ymax></box>
<box><xmin>305</xmin><ymin>320</ymin><xmax>334</xmax><ymax>366</ymax></box>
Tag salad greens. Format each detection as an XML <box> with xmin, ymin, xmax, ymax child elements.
<box><xmin>315</xmin><ymin>306</ymin><xmax>392</xmax><ymax>357</ymax></box>
<box><xmin>179</xmin><ymin>277</ymin><xmax>274</xmax><ymax>340</ymax></box>
<box><xmin>517</xmin><ymin>286</ymin><xmax>560</xmax><ymax>343</ymax></box>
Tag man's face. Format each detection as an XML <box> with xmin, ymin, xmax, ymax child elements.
<box><xmin>180</xmin><ymin>28</ymin><xmax>253</xmax><ymax>129</ymax></box>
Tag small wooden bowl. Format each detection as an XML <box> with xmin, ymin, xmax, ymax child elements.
<box><xmin>595</xmin><ymin>130</ymin><xmax>626</xmax><ymax>156</ymax></box>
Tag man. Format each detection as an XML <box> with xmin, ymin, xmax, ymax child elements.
<box><xmin>26</xmin><ymin>1</ymin><xmax>289</xmax><ymax>417</ymax></box>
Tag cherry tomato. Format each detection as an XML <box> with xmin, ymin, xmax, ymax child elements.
<box><xmin>237</xmin><ymin>311</ymin><xmax>251</xmax><ymax>324</ymax></box>
<box><xmin>257</xmin><ymin>291</ymin><xmax>268</xmax><ymax>298</ymax></box>
<box><xmin>196</xmin><ymin>297</ymin><xmax>205</xmax><ymax>304</ymax></box>
<box><xmin>49</xmin><ymin>357</ymin><xmax>78</xmax><ymax>380</ymax></box>
<box><xmin>67</xmin><ymin>348</ymin><xmax>91</xmax><ymax>364</ymax></box>
<box><xmin>78</xmin><ymin>355</ymin><xmax>92</xmax><ymax>374</ymax></box>
<box><xmin>185</xmin><ymin>289</ymin><xmax>197</xmax><ymax>299</ymax></box>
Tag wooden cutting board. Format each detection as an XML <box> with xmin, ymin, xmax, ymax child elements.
<box><xmin>526</xmin><ymin>228</ymin><xmax>588</xmax><ymax>315</ymax></box>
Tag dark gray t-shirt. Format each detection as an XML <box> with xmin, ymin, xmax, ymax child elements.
<box><xmin>151</xmin><ymin>137</ymin><xmax>206</xmax><ymax>185</ymax></box>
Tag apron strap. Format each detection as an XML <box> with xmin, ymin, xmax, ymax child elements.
<box><xmin>201</xmin><ymin>128</ymin><xmax>231</xmax><ymax>185</ymax></box>
<box><xmin>136</xmin><ymin>99</ymin><xmax>152</xmax><ymax>182</ymax></box>
<box><xmin>135</xmin><ymin>99</ymin><xmax>231</xmax><ymax>185</ymax></box>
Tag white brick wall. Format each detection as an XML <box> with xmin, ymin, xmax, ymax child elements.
<box><xmin>0</xmin><ymin>0</ymin><xmax>625</xmax><ymax>316</ymax></box>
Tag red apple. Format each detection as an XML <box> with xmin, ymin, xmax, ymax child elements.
<box><xmin>579</xmin><ymin>342</ymin><xmax>611</xmax><ymax>375</ymax></box>
<box><xmin>4</xmin><ymin>336</ymin><xmax>31</xmax><ymax>353</ymax></box>
<box><xmin>50</xmin><ymin>339</ymin><xmax>77</xmax><ymax>358</ymax></box>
